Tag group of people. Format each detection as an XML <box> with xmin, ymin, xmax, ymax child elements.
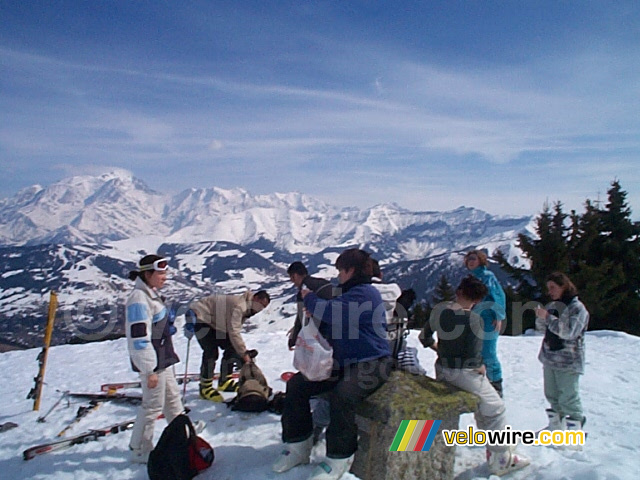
<box><xmin>418</xmin><ymin>251</ymin><xmax>589</xmax><ymax>475</ymax></box>
<box><xmin>124</xmin><ymin>247</ymin><xmax>589</xmax><ymax>479</ymax></box>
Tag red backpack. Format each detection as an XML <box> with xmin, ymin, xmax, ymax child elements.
<box><xmin>148</xmin><ymin>414</ymin><xmax>214</xmax><ymax>480</ymax></box>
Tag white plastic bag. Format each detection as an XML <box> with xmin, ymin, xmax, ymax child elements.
<box><xmin>293</xmin><ymin>320</ymin><xmax>334</xmax><ymax>381</ymax></box>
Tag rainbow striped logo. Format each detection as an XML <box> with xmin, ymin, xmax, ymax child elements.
<box><xmin>389</xmin><ymin>420</ymin><xmax>442</xmax><ymax>452</ymax></box>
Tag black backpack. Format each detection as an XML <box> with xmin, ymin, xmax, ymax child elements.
<box><xmin>147</xmin><ymin>414</ymin><xmax>214</xmax><ymax>480</ymax></box>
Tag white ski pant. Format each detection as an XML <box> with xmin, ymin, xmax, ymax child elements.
<box><xmin>129</xmin><ymin>368</ymin><xmax>184</xmax><ymax>453</ymax></box>
<box><xmin>435</xmin><ymin>365</ymin><xmax>508</xmax><ymax>453</ymax></box>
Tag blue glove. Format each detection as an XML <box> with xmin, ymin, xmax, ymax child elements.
<box><xmin>167</xmin><ymin>307</ymin><xmax>177</xmax><ymax>336</ymax></box>
<box><xmin>184</xmin><ymin>309</ymin><xmax>197</xmax><ymax>339</ymax></box>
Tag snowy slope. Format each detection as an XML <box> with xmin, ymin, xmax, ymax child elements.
<box><xmin>0</xmin><ymin>303</ymin><xmax>638</xmax><ymax>480</ymax></box>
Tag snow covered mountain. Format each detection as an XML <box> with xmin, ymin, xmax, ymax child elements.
<box><xmin>0</xmin><ymin>171</ymin><xmax>533</xmax><ymax>348</ymax></box>
<box><xmin>0</xmin><ymin>170</ymin><xmax>531</xmax><ymax>256</ymax></box>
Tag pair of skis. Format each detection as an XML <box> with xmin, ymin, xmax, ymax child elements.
<box><xmin>100</xmin><ymin>372</ymin><xmax>202</xmax><ymax>392</ymax></box>
<box><xmin>27</xmin><ymin>292</ymin><xmax>58</xmax><ymax>411</ymax></box>
<box><xmin>22</xmin><ymin>372</ymin><xmax>287</xmax><ymax>461</ymax></box>
<box><xmin>23</xmin><ymin>407</ymin><xmax>183</xmax><ymax>461</ymax></box>
<box><xmin>23</xmin><ymin>390</ymin><xmax>143</xmax><ymax>460</ymax></box>
<box><xmin>56</xmin><ymin>401</ymin><xmax>103</xmax><ymax>437</ymax></box>
<box><xmin>68</xmin><ymin>392</ymin><xmax>143</xmax><ymax>404</ymax></box>
<box><xmin>23</xmin><ymin>419</ymin><xmax>135</xmax><ymax>461</ymax></box>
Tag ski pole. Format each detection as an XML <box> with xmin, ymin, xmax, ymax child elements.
<box><xmin>37</xmin><ymin>390</ymin><xmax>69</xmax><ymax>423</ymax></box>
<box><xmin>182</xmin><ymin>336</ymin><xmax>192</xmax><ymax>404</ymax></box>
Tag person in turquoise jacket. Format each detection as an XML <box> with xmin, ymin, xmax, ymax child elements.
<box><xmin>464</xmin><ymin>250</ymin><xmax>506</xmax><ymax>397</ymax></box>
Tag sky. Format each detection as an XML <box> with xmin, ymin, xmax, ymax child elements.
<box><xmin>1</xmin><ymin>1</ymin><xmax>639</xmax><ymax>218</ymax></box>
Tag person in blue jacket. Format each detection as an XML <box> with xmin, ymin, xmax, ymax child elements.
<box><xmin>464</xmin><ymin>250</ymin><xmax>506</xmax><ymax>397</ymax></box>
<box><xmin>273</xmin><ymin>248</ymin><xmax>392</xmax><ymax>480</ymax></box>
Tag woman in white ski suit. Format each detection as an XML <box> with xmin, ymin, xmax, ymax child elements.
<box><xmin>125</xmin><ymin>255</ymin><xmax>183</xmax><ymax>463</ymax></box>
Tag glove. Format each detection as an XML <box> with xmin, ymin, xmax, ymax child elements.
<box><xmin>167</xmin><ymin>307</ymin><xmax>177</xmax><ymax>336</ymax></box>
<box><xmin>184</xmin><ymin>309</ymin><xmax>197</xmax><ymax>339</ymax></box>
<box><xmin>245</xmin><ymin>349</ymin><xmax>258</xmax><ymax>359</ymax></box>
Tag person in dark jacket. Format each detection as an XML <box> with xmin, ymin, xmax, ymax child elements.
<box><xmin>287</xmin><ymin>261</ymin><xmax>335</xmax><ymax>349</ymax></box>
<box><xmin>420</xmin><ymin>275</ymin><xmax>529</xmax><ymax>476</ymax></box>
<box><xmin>287</xmin><ymin>261</ymin><xmax>337</xmax><ymax>444</ymax></box>
<box><xmin>273</xmin><ymin>249</ymin><xmax>392</xmax><ymax>480</ymax></box>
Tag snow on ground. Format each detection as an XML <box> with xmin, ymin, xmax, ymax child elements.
<box><xmin>0</xmin><ymin>319</ymin><xmax>639</xmax><ymax>479</ymax></box>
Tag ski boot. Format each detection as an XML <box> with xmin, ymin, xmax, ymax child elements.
<box><xmin>199</xmin><ymin>378</ymin><xmax>223</xmax><ymax>402</ymax></box>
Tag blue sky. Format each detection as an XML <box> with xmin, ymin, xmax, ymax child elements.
<box><xmin>1</xmin><ymin>1</ymin><xmax>639</xmax><ymax>217</ymax></box>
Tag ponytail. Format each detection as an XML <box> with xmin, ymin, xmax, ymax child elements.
<box><xmin>128</xmin><ymin>270</ymin><xmax>142</xmax><ymax>281</ymax></box>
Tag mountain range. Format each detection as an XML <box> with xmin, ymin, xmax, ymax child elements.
<box><xmin>0</xmin><ymin>170</ymin><xmax>533</xmax><ymax>348</ymax></box>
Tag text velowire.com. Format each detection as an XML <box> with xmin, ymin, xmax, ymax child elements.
<box><xmin>441</xmin><ymin>425</ymin><xmax>585</xmax><ymax>447</ymax></box>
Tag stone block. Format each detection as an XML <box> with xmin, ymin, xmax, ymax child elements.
<box><xmin>351</xmin><ymin>370</ymin><xmax>478</xmax><ymax>480</ymax></box>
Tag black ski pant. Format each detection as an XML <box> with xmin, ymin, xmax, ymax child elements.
<box><xmin>194</xmin><ymin>323</ymin><xmax>243</xmax><ymax>386</ymax></box>
<box><xmin>282</xmin><ymin>356</ymin><xmax>392</xmax><ymax>459</ymax></box>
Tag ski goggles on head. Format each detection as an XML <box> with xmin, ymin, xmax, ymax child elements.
<box><xmin>138</xmin><ymin>258</ymin><xmax>169</xmax><ymax>272</ymax></box>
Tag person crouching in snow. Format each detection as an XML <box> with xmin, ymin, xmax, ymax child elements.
<box><xmin>534</xmin><ymin>272</ymin><xmax>589</xmax><ymax>435</ymax></box>
<box><xmin>185</xmin><ymin>290</ymin><xmax>271</xmax><ymax>402</ymax></box>
<box><xmin>420</xmin><ymin>275</ymin><xmax>530</xmax><ymax>476</ymax></box>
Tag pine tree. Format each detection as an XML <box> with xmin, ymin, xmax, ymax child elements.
<box><xmin>597</xmin><ymin>181</ymin><xmax>640</xmax><ymax>332</ymax></box>
<box><xmin>408</xmin><ymin>302</ymin><xmax>431</xmax><ymax>330</ymax></box>
<box><xmin>502</xmin><ymin>285</ymin><xmax>536</xmax><ymax>335</ymax></box>
<box><xmin>513</xmin><ymin>180</ymin><xmax>640</xmax><ymax>335</ymax></box>
<box><xmin>517</xmin><ymin>202</ymin><xmax>570</xmax><ymax>294</ymax></box>
<box><xmin>571</xmin><ymin>260</ymin><xmax>626</xmax><ymax>328</ymax></box>
<box><xmin>570</xmin><ymin>200</ymin><xmax>604</xmax><ymax>269</ymax></box>
<box><xmin>432</xmin><ymin>275</ymin><xmax>455</xmax><ymax>306</ymax></box>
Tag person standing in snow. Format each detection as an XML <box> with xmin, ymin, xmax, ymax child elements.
<box><xmin>287</xmin><ymin>261</ymin><xmax>335</xmax><ymax>350</ymax></box>
<box><xmin>420</xmin><ymin>275</ymin><xmax>530</xmax><ymax>476</ymax></box>
<box><xmin>273</xmin><ymin>249</ymin><xmax>392</xmax><ymax>480</ymax></box>
<box><xmin>286</xmin><ymin>261</ymin><xmax>336</xmax><ymax>444</ymax></box>
<box><xmin>185</xmin><ymin>290</ymin><xmax>270</xmax><ymax>402</ymax></box>
<box><xmin>464</xmin><ymin>249</ymin><xmax>506</xmax><ymax>397</ymax></box>
<box><xmin>125</xmin><ymin>255</ymin><xmax>183</xmax><ymax>464</ymax></box>
<box><xmin>535</xmin><ymin>272</ymin><xmax>589</xmax><ymax>434</ymax></box>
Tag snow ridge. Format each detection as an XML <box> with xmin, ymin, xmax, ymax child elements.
<box><xmin>0</xmin><ymin>170</ymin><xmax>533</xmax><ymax>255</ymax></box>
